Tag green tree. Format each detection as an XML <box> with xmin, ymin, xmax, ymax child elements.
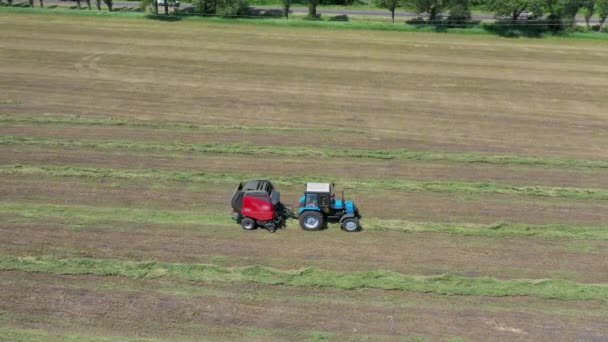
<box><xmin>408</xmin><ymin>0</ymin><xmax>444</xmax><ymax>21</ymax></box>
<box><xmin>581</xmin><ymin>0</ymin><xmax>595</xmax><ymax>28</ymax></box>
<box><xmin>544</xmin><ymin>0</ymin><xmax>584</xmax><ymax>30</ymax></box>
<box><xmin>75</xmin><ymin>0</ymin><xmax>81</xmax><ymax>9</ymax></box>
<box><xmin>376</xmin><ymin>0</ymin><xmax>401</xmax><ymax>22</ymax></box>
<box><xmin>599</xmin><ymin>0</ymin><xmax>608</xmax><ymax>31</ymax></box>
<box><xmin>140</xmin><ymin>0</ymin><xmax>157</xmax><ymax>13</ymax></box>
<box><xmin>216</xmin><ymin>0</ymin><xmax>249</xmax><ymax>16</ymax></box>
<box><xmin>281</xmin><ymin>0</ymin><xmax>291</xmax><ymax>18</ymax></box>
<box><xmin>405</xmin><ymin>0</ymin><xmax>472</xmax><ymax>22</ymax></box>
<box><xmin>103</xmin><ymin>0</ymin><xmax>113</xmax><ymax>10</ymax></box>
<box><xmin>485</xmin><ymin>0</ymin><xmax>545</xmax><ymax>22</ymax></box>
<box><xmin>27</xmin><ymin>0</ymin><xmax>33</xmax><ymax>6</ymax></box>
<box><xmin>95</xmin><ymin>0</ymin><xmax>101</xmax><ymax>10</ymax></box>
<box><xmin>194</xmin><ymin>0</ymin><xmax>217</xmax><ymax>14</ymax></box>
<box><xmin>39</xmin><ymin>0</ymin><xmax>43</xmax><ymax>8</ymax></box>
<box><xmin>307</xmin><ymin>0</ymin><xmax>320</xmax><ymax>18</ymax></box>
<box><xmin>447</xmin><ymin>0</ymin><xmax>471</xmax><ymax>25</ymax></box>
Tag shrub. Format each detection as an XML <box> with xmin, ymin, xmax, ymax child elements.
<box><xmin>303</xmin><ymin>13</ymin><xmax>322</xmax><ymax>20</ymax></box>
<box><xmin>406</xmin><ymin>17</ymin><xmax>427</xmax><ymax>25</ymax></box>
<box><xmin>247</xmin><ymin>8</ymin><xmax>283</xmax><ymax>17</ymax></box>
<box><xmin>319</xmin><ymin>0</ymin><xmax>359</xmax><ymax>5</ymax></box>
<box><xmin>444</xmin><ymin>3</ymin><xmax>471</xmax><ymax>28</ymax></box>
<box><xmin>216</xmin><ymin>0</ymin><xmax>249</xmax><ymax>16</ymax></box>
<box><xmin>328</xmin><ymin>14</ymin><xmax>348</xmax><ymax>21</ymax></box>
<box><xmin>482</xmin><ymin>19</ymin><xmax>551</xmax><ymax>38</ymax></box>
<box><xmin>193</xmin><ymin>0</ymin><xmax>217</xmax><ymax>14</ymax></box>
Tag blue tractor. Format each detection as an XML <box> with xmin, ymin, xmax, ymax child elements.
<box><xmin>298</xmin><ymin>183</ymin><xmax>361</xmax><ymax>232</ymax></box>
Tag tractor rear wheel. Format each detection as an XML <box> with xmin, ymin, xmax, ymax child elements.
<box><xmin>241</xmin><ymin>217</ymin><xmax>256</xmax><ymax>230</ymax></box>
<box><xmin>299</xmin><ymin>211</ymin><xmax>324</xmax><ymax>231</ymax></box>
<box><xmin>341</xmin><ymin>218</ymin><xmax>360</xmax><ymax>232</ymax></box>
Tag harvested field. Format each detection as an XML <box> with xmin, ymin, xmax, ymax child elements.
<box><xmin>1</xmin><ymin>11</ymin><xmax>608</xmax><ymax>341</ymax></box>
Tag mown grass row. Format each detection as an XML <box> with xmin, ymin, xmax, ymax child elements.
<box><xmin>0</xmin><ymin>114</ymin><xmax>364</xmax><ymax>134</ymax></box>
<box><xmin>3</xmin><ymin>201</ymin><xmax>608</xmax><ymax>240</ymax></box>
<box><xmin>0</xmin><ymin>326</ymin><xmax>341</xmax><ymax>342</ymax></box>
<box><xmin>3</xmin><ymin>255</ymin><xmax>608</xmax><ymax>301</ymax></box>
<box><xmin>3</xmin><ymin>132</ymin><xmax>608</xmax><ymax>169</ymax></box>
<box><xmin>0</xmin><ymin>328</ymin><xmax>162</xmax><ymax>342</ymax></box>
<box><xmin>3</xmin><ymin>164</ymin><xmax>608</xmax><ymax>201</ymax></box>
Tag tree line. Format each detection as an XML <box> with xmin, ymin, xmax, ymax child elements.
<box><xmin>0</xmin><ymin>0</ymin><xmax>113</xmax><ymax>10</ymax></box>
<box><xmin>2</xmin><ymin>0</ymin><xmax>607</xmax><ymax>32</ymax></box>
<box><xmin>371</xmin><ymin>0</ymin><xmax>607</xmax><ymax>32</ymax></box>
<box><xmin>185</xmin><ymin>0</ymin><xmax>608</xmax><ymax>32</ymax></box>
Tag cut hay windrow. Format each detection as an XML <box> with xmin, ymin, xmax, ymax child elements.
<box><xmin>2</xmin><ymin>164</ymin><xmax>608</xmax><ymax>201</ymax></box>
<box><xmin>0</xmin><ymin>114</ymin><xmax>364</xmax><ymax>134</ymax></box>
<box><xmin>2</xmin><ymin>201</ymin><xmax>608</xmax><ymax>240</ymax></box>
<box><xmin>2</xmin><ymin>133</ymin><xmax>608</xmax><ymax>169</ymax></box>
<box><xmin>0</xmin><ymin>328</ymin><xmax>163</xmax><ymax>342</ymax></box>
<box><xmin>2</xmin><ymin>255</ymin><xmax>608</xmax><ymax>301</ymax></box>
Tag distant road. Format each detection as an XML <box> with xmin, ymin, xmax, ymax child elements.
<box><xmin>34</xmin><ymin>0</ymin><xmax>602</xmax><ymax>23</ymax></box>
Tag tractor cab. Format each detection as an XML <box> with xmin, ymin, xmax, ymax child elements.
<box><xmin>301</xmin><ymin>182</ymin><xmax>333</xmax><ymax>213</ymax></box>
<box><xmin>298</xmin><ymin>182</ymin><xmax>361</xmax><ymax>232</ymax></box>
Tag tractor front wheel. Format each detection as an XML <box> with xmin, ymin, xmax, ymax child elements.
<box><xmin>341</xmin><ymin>218</ymin><xmax>360</xmax><ymax>232</ymax></box>
<box><xmin>299</xmin><ymin>211</ymin><xmax>324</xmax><ymax>231</ymax></box>
<box><xmin>241</xmin><ymin>217</ymin><xmax>257</xmax><ymax>230</ymax></box>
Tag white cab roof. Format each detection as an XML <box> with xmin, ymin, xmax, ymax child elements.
<box><xmin>306</xmin><ymin>183</ymin><xmax>332</xmax><ymax>193</ymax></box>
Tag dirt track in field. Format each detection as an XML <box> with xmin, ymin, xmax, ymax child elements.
<box><xmin>2</xmin><ymin>271</ymin><xmax>607</xmax><ymax>341</ymax></box>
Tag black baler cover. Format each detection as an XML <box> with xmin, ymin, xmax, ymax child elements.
<box><xmin>231</xmin><ymin>180</ymin><xmax>277</xmax><ymax>213</ymax></box>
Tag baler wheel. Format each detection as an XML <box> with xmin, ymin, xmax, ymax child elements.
<box><xmin>241</xmin><ymin>217</ymin><xmax>256</xmax><ymax>230</ymax></box>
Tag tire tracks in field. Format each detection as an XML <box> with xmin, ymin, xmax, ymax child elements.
<box><xmin>74</xmin><ymin>51</ymin><xmax>106</xmax><ymax>77</ymax></box>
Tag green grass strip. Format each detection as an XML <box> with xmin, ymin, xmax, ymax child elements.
<box><xmin>3</xmin><ymin>201</ymin><xmax>608</xmax><ymax>240</ymax></box>
<box><xmin>365</xmin><ymin>219</ymin><xmax>608</xmax><ymax>240</ymax></box>
<box><xmin>2</xmin><ymin>164</ymin><xmax>608</xmax><ymax>201</ymax></box>
<box><xmin>0</xmin><ymin>201</ymin><xmax>231</xmax><ymax>227</ymax></box>
<box><xmin>3</xmin><ymin>134</ymin><xmax>608</xmax><ymax>169</ymax></box>
<box><xmin>0</xmin><ymin>114</ymin><xmax>364</xmax><ymax>134</ymax></box>
<box><xmin>2</xmin><ymin>255</ymin><xmax>608</xmax><ymax>301</ymax></box>
<box><xmin>0</xmin><ymin>327</ymin><xmax>163</xmax><ymax>342</ymax></box>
